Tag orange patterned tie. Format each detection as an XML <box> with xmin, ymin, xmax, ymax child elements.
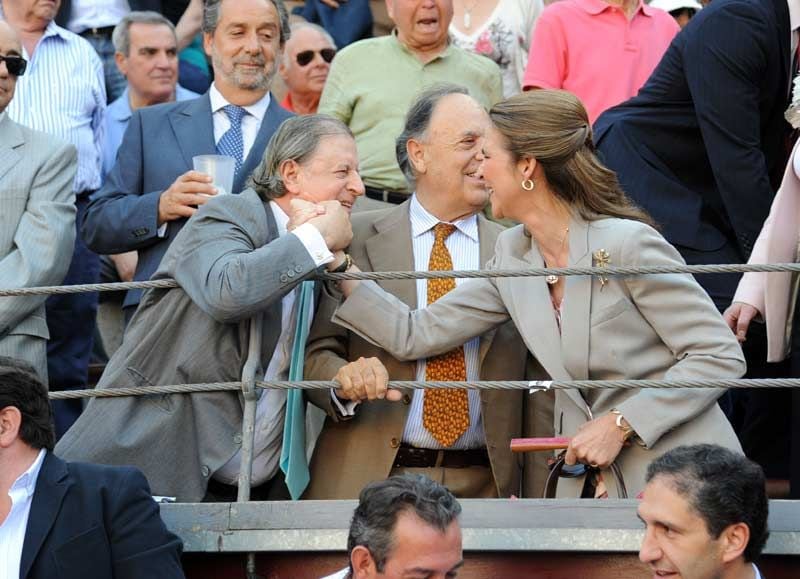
<box><xmin>422</xmin><ymin>223</ymin><xmax>470</xmax><ymax>447</ymax></box>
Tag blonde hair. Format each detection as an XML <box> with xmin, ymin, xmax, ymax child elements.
<box><xmin>489</xmin><ymin>90</ymin><xmax>655</xmax><ymax>227</ymax></box>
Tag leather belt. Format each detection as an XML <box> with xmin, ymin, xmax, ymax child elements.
<box><xmin>393</xmin><ymin>444</ymin><xmax>490</xmax><ymax>469</ymax></box>
<box><xmin>81</xmin><ymin>26</ymin><xmax>116</xmax><ymax>38</ymax></box>
<box><xmin>364</xmin><ymin>185</ymin><xmax>408</xmax><ymax>205</ymax></box>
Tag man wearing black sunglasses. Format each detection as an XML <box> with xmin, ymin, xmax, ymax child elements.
<box><xmin>278</xmin><ymin>22</ymin><xmax>336</xmax><ymax>115</ymax></box>
<box><xmin>0</xmin><ymin>21</ymin><xmax>78</xmax><ymax>381</ymax></box>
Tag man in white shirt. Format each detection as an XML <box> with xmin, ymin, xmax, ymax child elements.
<box><xmin>82</xmin><ymin>0</ymin><xmax>294</xmax><ymax>323</ymax></box>
<box><xmin>638</xmin><ymin>444</ymin><xmax>769</xmax><ymax>579</ymax></box>
<box><xmin>304</xmin><ymin>84</ymin><xmax>544</xmax><ymax>500</ymax></box>
<box><xmin>0</xmin><ymin>357</ymin><xmax>184</xmax><ymax>579</ymax></box>
<box><xmin>321</xmin><ymin>474</ymin><xmax>463</xmax><ymax>579</ymax></box>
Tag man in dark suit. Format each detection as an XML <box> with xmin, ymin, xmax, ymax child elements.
<box><xmin>0</xmin><ymin>357</ymin><xmax>184</xmax><ymax>579</ymax></box>
<box><xmin>594</xmin><ymin>0</ymin><xmax>795</xmax><ymax>481</ymax></box>
<box><xmin>82</xmin><ymin>0</ymin><xmax>293</xmax><ymax>321</ymax></box>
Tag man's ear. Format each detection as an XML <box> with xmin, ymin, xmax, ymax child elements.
<box><xmin>385</xmin><ymin>0</ymin><xmax>396</xmax><ymax>21</ymax></box>
<box><xmin>202</xmin><ymin>31</ymin><xmax>213</xmax><ymax>58</ymax></box>
<box><xmin>719</xmin><ymin>522</ymin><xmax>750</xmax><ymax>564</ymax></box>
<box><xmin>406</xmin><ymin>138</ymin><xmax>427</xmax><ymax>176</ymax></box>
<box><xmin>350</xmin><ymin>545</ymin><xmax>377</xmax><ymax>579</ymax></box>
<box><xmin>0</xmin><ymin>406</ymin><xmax>22</xmax><ymax>449</ymax></box>
<box><xmin>114</xmin><ymin>52</ymin><xmax>128</xmax><ymax>78</ymax></box>
<box><xmin>279</xmin><ymin>159</ymin><xmax>302</xmax><ymax>196</ymax></box>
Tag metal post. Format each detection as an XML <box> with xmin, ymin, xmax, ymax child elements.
<box><xmin>237</xmin><ymin>314</ymin><xmax>263</xmax><ymax>579</ymax></box>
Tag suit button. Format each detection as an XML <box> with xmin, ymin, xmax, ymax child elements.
<box><xmin>233</xmin><ymin>434</ymin><xmax>242</xmax><ymax>444</ymax></box>
<box><xmin>295</xmin><ymin>265</ymin><xmax>303</xmax><ymax>273</ymax></box>
<box><xmin>287</xmin><ymin>270</ymin><xmax>295</xmax><ymax>278</ymax></box>
<box><xmin>201</xmin><ymin>465</ymin><xmax>210</xmax><ymax>477</ymax></box>
<box><xmin>280</xmin><ymin>274</ymin><xmax>288</xmax><ymax>283</ymax></box>
<box><xmin>390</xmin><ymin>437</ymin><xmax>400</xmax><ymax>448</ymax></box>
<box><xmin>402</xmin><ymin>395</ymin><xmax>411</xmax><ymax>405</ymax></box>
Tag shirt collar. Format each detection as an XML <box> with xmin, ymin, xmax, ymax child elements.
<box><xmin>789</xmin><ymin>0</ymin><xmax>800</xmax><ymax>32</ymax></box>
<box><xmin>209</xmin><ymin>82</ymin><xmax>271</xmax><ymax>122</ymax></box>
<box><xmin>109</xmin><ymin>87</ymin><xmax>133</xmax><ymax>122</ymax></box>
<box><xmin>270</xmin><ymin>200</ymin><xmax>289</xmax><ymax>236</ymax></box>
<box><xmin>752</xmin><ymin>564</ymin><xmax>762</xmax><ymax>579</ymax></box>
<box><xmin>11</xmin><ymin>448</ymin><xmax>46</xmax><ymax>499</ymax></box>
<box><xmin>390</xmin><ymin>29</ymin><xmax>455</xmax><ymax>61</ymax></box>
<box><xmin>409</xmin><ymin>194</ymin><xmax>479</xmax><ymax>242</ymax></box>
<box><xmin>574</xmin><ymin>0</ymin><xmax>652</xmax><ymax>17</ymax></box>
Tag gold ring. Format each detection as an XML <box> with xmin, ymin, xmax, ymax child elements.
<box><xmin>589</xmin><ymin>463</ymin><xmax>599</xmax><ymax>469</ymax></box>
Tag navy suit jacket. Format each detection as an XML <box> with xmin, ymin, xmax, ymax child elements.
<box><xmin>21</xmin><ymin>452</ymin><xmax>184</xmax><ymax>579</ymax></box>
<box><xmin>82</xmin><ymin>93</ymin><xmax>293</xmax><ymax>309</ymax></box>
<box><xmin>595</xmin><ymin>0</ymin><xmax>791</xmax><ymax>270</ymax></box>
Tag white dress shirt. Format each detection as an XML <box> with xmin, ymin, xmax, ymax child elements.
<box><xmin>209</xmin><ymin>83</ymin><xmax>271</xmax><ymax>162</ymax></box>
<box><xmin>0</xmin><ymin>449</ymin><xmax>47</xmax><ymax>579</ymax></box>
<box><xmin>321</xmin><ymin>568</ymin><xmax>349</xmax><ymax>579</ymax></box>
<box><xmin>214</xmin><ymin>202</ymin><xmax>332</xmax><ymax>485</ymax></box>
<box><xmin>753</xmin><ymin>564</ymin><xmax>763</xmax><ymax>579</ymax></box>
<box><xmin>332</xmin><ymin>196</ymin><xmax>486</xmax><ymax>449</ymax></box>
<box><xmin>67</xmin><ymin>0</ymin><xmax>131</xmax><ymax>34</ymax></box>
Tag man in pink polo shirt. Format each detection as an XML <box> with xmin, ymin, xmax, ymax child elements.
<box><xmin>522</xmin><ymin>0</ymin><xmax>678</xmax><ymax>123</ymax></box>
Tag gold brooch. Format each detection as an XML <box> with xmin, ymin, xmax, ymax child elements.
<box><xmin>593</xmin><ymin>249</ymin><xmax>610</xmax><ymax>290</ymax></box>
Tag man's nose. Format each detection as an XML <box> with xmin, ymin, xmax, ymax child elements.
<box><xmin>638</xmin><ymin>529</ymin><xmax>662</xmax><ymax>564</ymax></box>
<box><xmin>350</xmin><ymin>172</ymin><xmax>365</xmax><ymax>196</ymax></box>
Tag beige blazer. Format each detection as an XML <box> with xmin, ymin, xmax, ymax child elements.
<box><xmin>333</xmin><ymin>216</ymin><xmax>745</xmax><ymax>496</ymax></box>
<box><xmin>304</xmin><ymin>202</ymin><xmax>550</xmax><ymax>499</ymax></box>
<box><xmin>733</xmin><ymin>141</ymin><xmax>800</xmax><ymax>362</ymax></box>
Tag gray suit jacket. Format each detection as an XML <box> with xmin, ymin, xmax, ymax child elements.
<box><xmin>333</xmin><ymin>216</ymin><xmax>746</xmax><ymax>496</ymax></box>
<box><xmin>56</xmin><ymin>189</ymin><xmax>317</xmax><ymax>501</ymax></box>
<box><xmin>0</xmin><ymin>114</ymin><xmax>76</xmax><ymax>380</ymax></box>
<box><xmin>304</xmin><ymin>202</ymin><xmax>546</xmax><ymax>499</ymax></box>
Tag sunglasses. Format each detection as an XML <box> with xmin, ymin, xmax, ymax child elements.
<box><xmin>0</xmin><ymin>54</ymin><xmax>27</xmax><ymax>77</ymax></box>
<box><xmin>295</xmin><ymin>48</ymin><xmax>336</xmax><ymax>67</ymax></box>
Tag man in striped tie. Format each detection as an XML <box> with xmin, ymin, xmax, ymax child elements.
<box><xmin>303</xmin><ymin>84</ymin><xmax>549</xmax><ymax>500</ymax></box>
<box><xmin>82</xmin><ymin>0</ymin><xmax>294</xmax><ymax>324</ymax></box>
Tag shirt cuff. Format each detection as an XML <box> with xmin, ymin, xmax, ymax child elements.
<box><xmin>330</xmin><ymin>389</ymin><xmax>359</xmax><ymax>416</ymax></box>
<box><xmin>156</xmin><ymin>222</ymin><xmax>168</xmax><ymax>238</ymax></box>
<box><xmin>291</xmin><ymin>222</ymin><xmax>334</xmax><ymax>266</ymax></box>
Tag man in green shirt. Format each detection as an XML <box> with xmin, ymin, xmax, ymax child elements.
<box><xmin>318</xmin><ymin>0</ymin><xmax>502</xmax><ymax>208</ymax></box>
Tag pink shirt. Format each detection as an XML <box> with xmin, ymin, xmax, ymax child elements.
<box><xmin>523</xmin><ymin>0</ymin><xmax>679</xmax><ymax>123</ymax></box>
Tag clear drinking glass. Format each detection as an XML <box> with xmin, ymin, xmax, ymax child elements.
<box><xmin>192</xmin><ymin>155</ymin><xmax>235</xmax><ymax>196</ymax></box>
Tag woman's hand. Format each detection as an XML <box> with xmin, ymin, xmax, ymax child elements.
<box><xmin>564</xmin><ymin>413</ymin><xmax>626</xmax><ymax>469</ymax></box>
<box><xmin>722</xmin><ymin>302</ymin><xmax>760</xmax><ymax>343</ymax></box>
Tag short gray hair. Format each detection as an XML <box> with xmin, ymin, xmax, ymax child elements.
<box><xmin>282</xmin><ymin>21</ymin><xmax>336</xmax><ymax>67</ymax></box>
<box><xmin>395</xmin><ymin>83</ymin><xmax>470</xmax><ymax>187</ymax></box>
<box><xmin>203</xmin><ymin>0</ymin><xmax>291</xmax><ymax>46</ymax></box>
<box><xmin>248</xmin><ymin>115</ymin><xmax>353</xmax><ymax>200</ymax></box>
<box><xmin>112</xmin><ymin>11</ymin><xmax>176</xmax><ymax>56</ymax></box>
<box><xmin>347</xmin><ymin>475</ymin><xmax>462</xmax><ymax>573</ymax></box>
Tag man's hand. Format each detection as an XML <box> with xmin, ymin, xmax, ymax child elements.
<box><xmin>320</xmin><ymin>0</ymin><xmax>344</xmax><ymax>8</ymax></box>
<box><xmin>334</xmin><ymin>357</ymin><xmax>401</xmax><ymax>403</ymax></box>
<box><xmin>723</xmin><ymin>302</ymin><xmax>760</xmax><ymax>343</ymax></box>
<box><xmin>110</xmin><ymin>251</ymin><xmax>138</xmax><ymax>282</ymax></box>
<box><xmin>564</xmin><ymin>413</ymin><xmax>626</xmax><ymax>469</ymax></box>
<box><xmin>308</xmin><ymin>200</ymin><xmax>353</xmax><ymax>251</ymax></box>
<box><xmin>157</xmin><ymin>171</ymin><xmax>217</xmax><ymax>225</ymax></box>
<box><xmin>288</xmin><ymin>198</ymin><xmax>327</xmax><ymax>231</ymax></box>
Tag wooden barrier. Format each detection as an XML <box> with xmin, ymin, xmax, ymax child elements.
<box><xmin>161</xmin><ymin>499</ymin><xmax>800</xmax><ymax>578</ymax></box>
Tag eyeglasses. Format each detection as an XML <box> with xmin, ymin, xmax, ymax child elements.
<box><xmin>295</xmin><ymin>48</ymin><xmax>336</xmax><ymax>67</ymax></box>
<box><xmin>0</xmin><ymin>54</ymin><xmax>27</xmax><ymax>77</ymax></box>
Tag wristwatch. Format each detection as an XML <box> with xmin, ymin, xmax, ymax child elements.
<box><xmin>330</xmin><ymin>253</ymin><xmax>353</xmax><ymax>273</ymax></box>
<box><xmin>610</xmin><ymin>408</ymin><xmax>636</xmax><ymax>442</ymax></box>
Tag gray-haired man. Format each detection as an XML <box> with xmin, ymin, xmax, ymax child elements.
<box><xmin>322</xmin><ymin>474</ymin><xmax>463</xmax><ymax>579</ymax></box>
<box><xmin>278</xmin><ymin>22</ymin><xmax>336</xmax><ymax>115</ymax></box>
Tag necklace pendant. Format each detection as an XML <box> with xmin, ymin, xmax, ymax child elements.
<box><xmin>545</xmin><ymin>275</ymin><xmax>559</xmax><ymax>285</ymax></box>
<box><xmin>464</xmin><ymin>11</ymin><xmax>471</xmax><ymax>29</ymax></box>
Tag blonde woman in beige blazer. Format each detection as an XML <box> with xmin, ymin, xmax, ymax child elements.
<box><xmin>324</xmin><ymin>90</ymin><xmax>745</xmax><ymax>497</ymax></box>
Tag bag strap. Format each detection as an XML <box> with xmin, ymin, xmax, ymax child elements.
<box><xmin>543</xmin><ymin>457</ymin><xmax>628</xmax><ymax>499</ymax></box>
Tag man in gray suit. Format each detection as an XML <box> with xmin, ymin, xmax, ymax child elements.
<box><xmin>82</xmin><ymin>0</ymin><xmax>294</xmax><ymax>321</ymax></box>
<box><xmin>304</xmin><ymin>85</ymin><xmax>547</xmax><ymax>499</ymax></box>
<box><xmin>0</xmin><ymin>21</ymin><xmax>77</xmax><ymax>381</ymax></box>
<box><xmin>57</xmin><ymin>115</ymin><xmax>361</xmax><ymax>502</ymax></box>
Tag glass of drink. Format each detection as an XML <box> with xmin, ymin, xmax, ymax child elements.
<box><xmin>192</xmin><ymin>155</ymin><xmax>235</xmax><ymax>197</ymax></box>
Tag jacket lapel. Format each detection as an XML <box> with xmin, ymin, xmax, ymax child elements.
<box><xmin>505</xmin><ymin>229</ymin><xmax>591</xmax><ymax>419</ymax></box>
<box><xmin>237</xmin><ymin>99</ymin><xmax>291</xmax><ymax>193</ymax></box>
<box><xmin>364</xmin><ymin>202</ymin><xmax>417</xmax><ymax>308</ymax></box>
<box><xmin>0</xmin><ymin>116</ymin><xmax>23</xmax><ymax>183</ymax></box>
<box><xmin>168</xmin><ymin>94</ymin><xmax>216</xmax><ymax>173</ymax></box>
<box><xmin>20</xmin><ymin>453</ymin><xmax>72</xmax><ymax>578</ymax></box>
<box><xmin>560</xmin><ymin>217</ymin><xmax>592</xmax><ymax>382</ymax></box>
<box><xmin>476</xmin><ymin>215</ymin><xmax>500</xmax><ymax>364</ymax></box>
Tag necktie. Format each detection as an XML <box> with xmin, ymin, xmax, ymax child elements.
<box><xmin>216</xmin><ymin>104</ymin><xmax>246</xmax><ymax>176</ymax></box>
<box><xmin>280</xmin><ymin>280</ymin><xmax>314</xmax><ymax>500</ymax></box>
<box><xmin>422</xmin><ymin>223</ymin><xmax>470</xmax><ymax>447</ymax></box>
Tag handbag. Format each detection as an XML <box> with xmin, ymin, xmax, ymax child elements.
<box><xmin>543</xmin><ymin>455</ymin><xmax>628</xmax><ymax>499</ymax></box>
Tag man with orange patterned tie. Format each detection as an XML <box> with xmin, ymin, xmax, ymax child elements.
<box><xmin>303</xmin><ymin>84</ymin><xmax>547</xmax><ymax>499</ymax></box>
